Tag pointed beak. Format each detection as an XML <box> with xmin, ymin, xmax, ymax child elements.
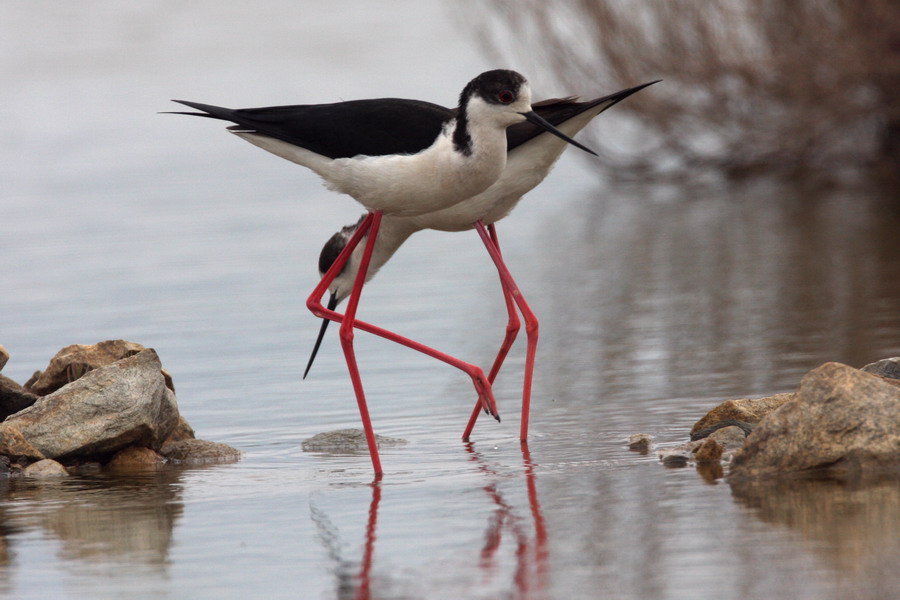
<box><xmin>303</xmin><ymin>292</ymin><xmax>339</xmax><ymax>380</ymax></box>
<box><xmin>520</xmin><ymin>110</ymin><xmax>599</xmax><ymax>156</ymax></box>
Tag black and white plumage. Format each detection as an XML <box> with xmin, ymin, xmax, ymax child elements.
<box><xmin>302</xmin><ymin>80</ymin><xmax>659</xmax><ymax>377</ymax></box>
<box><xmin>170</xmin><ymin>70</ymin><xmax>598</xmax><ymax>217</ymax></box>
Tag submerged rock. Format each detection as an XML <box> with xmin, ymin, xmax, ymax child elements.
<box><xmin>5</xmin><ymin>349</ymin><xmax>180</xmax><ymax>461</ymax></box>
<box><xmin>107</xmin><ymin>446</ymin><xmax>167</xmax><ymax>469</ymax></box>
<box><xmin>627</xmin><ymin>433</ymin><xmax>653</xmax><ymax>452</ymax></box>
<box><xmin>160</xmin><ymin>439</ymin><xmax>240</xmax><ymax>463</ymax></box>
<box><xmin>24</xmin><ymin>459</ymin><xmax>69</xmax><ymax>478</ymax></box>
<box><xmin>302</xmin><ymin>429</ymin><xmax>407</xmax><ymax>453</ymax></box>
<box><xmin>730</xmin><ymin>362</ymin><xmax>900</xmax><ymax>480</ymax></box>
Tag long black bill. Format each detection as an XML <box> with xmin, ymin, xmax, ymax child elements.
<box><xmin>520</xmin><ymin>110</ymin><xmax>599</xmax><ymax>156</ymax></box>
<box><xmin>303</xmin><ymin>292</ymin><xmax>339</xmax><ymax>380</ymax></box>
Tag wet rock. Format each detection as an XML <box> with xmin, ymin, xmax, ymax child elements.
<box><xmin>25</xmin><ymin>340</ymin><xmax>171</xmax><ymax>396</ymax></box>
<box><xmin>657</xmin><ymin>425</ymin><xmax>747</xmax><ymax>467</ymax></box>
<box><xmin>302</xmin><ymin>429</ymin><xmax>407</xmax><ymax>453</ymax></box>
<box><xmin>0</xmin><ymin>374</ymin><xmax>38</xmax><ymax>419</ymax></box>
<box><xmin>861</xmin><ymin>357</ymin><xmax>900</xmax><ymax>379</ymax></box>
<box><xmin>160</xmin><ymin>439</ymin><xmax>241</xmax><ymax>463</ymax></box>
<box><xmin>24</xmin><ymin>459</ymin><xmax>69</xmax><ymax>478</ymax></box>
<box><xmin>706</xmin><ymin>425</ymin><xmax>750</xmax><ymax>455</ymax></box>
<box><xmin>163</xmin><ymin>416</ymin><xmax>196</xmax><ymax>445</ymax></box>
<box><xmin>690</xmin><ymin>393</ymin><xmax>793</xmax><ymax>437</ymax></box>
<box><xmin>694</xmin><ymin>438</ymin><xmax>724</xmax><ymax>462</ymax></box>
<box><xmin>108</xmin><ymin>446</ymin><xmax>166</xmax><ymax>469</ymax></box>
<box><xmin>691</xmin><ymin>419</ymin><xmax>754</xmax><ymax>441</ymax></box>
<box><xmin>0</xmin><ymin>424</ymin><xmax>46</xmax><ymax>461</ymax></box>
<box><xmin>658</xmin><ymin>446</ymin><xmax>693</xmax><ymax>467</ymax></box>
<box><xmin>730</xmin><ymin>362</ymin><xmax>900</xmax><ymax>480</ymax></box>
<box><xmin>627</xmin><ymin>433</ymin><xmax>653</xmax><ymax>452</ymax></box>
<box><xmin>5</xmin><ymin>349</ymin><xmax>180</xmax><ymax>461</ymax></box>
<box><xmin>0</xmin><ymin>344</ymin><xmax>8</xmax><ymax>371</ymax></box>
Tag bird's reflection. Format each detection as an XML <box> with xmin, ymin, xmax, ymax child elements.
<box><xmin>312</xmin><ymin>443</ymin><xmax>548</xmax><ymax>599</ymax></box>
<box><xmin>464</xmin><ymin>441</ymin><xmax>548</xmax><ymax>597</ymax></box>
<box><xmin>309</xmin><ymin>475</ymin><xmax>382</xmax><ymax>600</ymax></box>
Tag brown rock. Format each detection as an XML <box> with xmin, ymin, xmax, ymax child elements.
<box><xmin>6</xmin><ymin>349</ymin><xmax>180</xmax><ymax>460</ymax></box>
<box><xmin>23</xmin><ymin>458</ymin><xmax>69</xmax><ymax>478</ymax></box>
<box><xmin>0</xmin><ymin>374</ymin><xmax>38</xmax><ymax>420</ymax></box>
<box><xmin>23</xmin><ymin>370</ymin><xmax>41</xmax><ymax>389</ymax></box>
<box><xmin>691</xmin><ymin>393</ymin><xmax>793</xmax><ymax>437</ymax></box>
<box><xmin>0</xmin><ymin>344</ymin><xmax>8</xmax><ymax>371</ymax></box>
<box><xmin>163</xmin><ymin>416</ymin><xmax>196</xmax><ymax>445</ymax></box>
<box><xmin>0</xmin><ymin>424</ymin><xmax>46</xmax><ymax>460</ymax></box>
<box><xmin>26</xmin><ymin>340</ymin><xmax>176</xmax><ymax>396</ymax></box>
<box><xmin>730</xmin><ymin>362</ymin><xmax>900</xmax><ymax>480</ymax></box>
<box><xmin>627</xmin><ymin>433</ymin><xmax>653</xmax><ymax>452</ymax></box>
<box><xmin>161</xmin><ymin>439</ymin><xmax>240</xmax><ymax>463</ymax></box>
<box><xmin>694</xmin><ymin>438</ymin><xmax>724</xmax><ymax>462</ymax></box>
<box><xmin>107</xmin><ymin>446</ymin><xmax>166</xmax><ymax>469</ymax></box>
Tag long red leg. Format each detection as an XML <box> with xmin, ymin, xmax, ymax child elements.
<box><xmin>306</xmin><ymin>215</ymin><xmax>500</xmax><ymax>470</ymax></box>
<box><xmin>338</xmin><ymin>211</ymin><xmax>384</xmax><ymax>475</ymax></box>
<box><xmin>464</xmin><ymin>220</ymin><xmax>538</xmax><ymax>441</ymax></box>
<box><xmin>485</xmin><ymin>224</ymin><xmax>521</xmax><ymax>382</ymax></box>
<box><xmin>462</xmin><ymin>224</ymin><xmax>520</xmax><ymax>441</ymax></box>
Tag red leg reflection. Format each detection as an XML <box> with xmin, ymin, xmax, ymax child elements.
<box><xmin>464</xmin><ymin>441</ymin><xmax>548</xmax><ymax>597</ymax></box>
<box><xmin>355</xmin><ymin>475</ymin><xmax>382</xmax><ymax>600</ymax></box>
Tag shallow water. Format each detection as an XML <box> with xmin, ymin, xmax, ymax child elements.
<box><xmin>2</xmin><ymin>2</ymin><xmax>900</xmax><ymax>599</ymax></box>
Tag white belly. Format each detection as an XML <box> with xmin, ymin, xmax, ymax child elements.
<box><xmin>233</xmin><ymin>131</ymin><xmax>507</xmax><ymax>217</ymax></box>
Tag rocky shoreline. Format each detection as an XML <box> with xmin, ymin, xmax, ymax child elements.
<box><xmin>648</xmin><ymin>357</ymin><xmax>900</xmax><ymax>481</ymax></box>
<box><xmin>0</xmin><ymin>340</ymin><xmax>239</xmax><ymax>478</ymax></box>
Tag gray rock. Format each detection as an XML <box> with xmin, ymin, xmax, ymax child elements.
<box><xmin>730</xmin><ymin>362</ymin><xmax>900</xmax><ymax>480</ymax></box>
<box><xmin>24</xmin><ymin>459</ymin><xmax>69</xmax><ymax>478</ymax></box>
<box><xmin>861</xmin><ymin>357</ymin><xmax>900</xmax><ymax>379</ymax></box>
<box><xmin>302</xmin><ymin>429</ymin><xmax>407</xmax><ymax>453</ymax></box>
<box><xmin>658</xmin><ymin>447</ymin><xmax>693</xmax><ymax>467</ymax></box>
<box><xmin>5</xmin><ymin>349</ymin><xmax>180</xmax><ymax>461</ymax></box>
<box><xmin>707</xmin><ymin>425</ymin><xmax>750</xmax><ymax>454</ymax></box>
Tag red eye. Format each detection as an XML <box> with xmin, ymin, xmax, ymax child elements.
<box><xmin>497</xmin><ymin>90</ymin><xmax>514</xmax><ymax>104</ymax></box>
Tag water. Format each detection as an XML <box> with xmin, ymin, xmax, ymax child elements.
<box><xmin>2</xmin><ymin>3</ymin><xmax>899</xmax><ymax>599</ymax></box>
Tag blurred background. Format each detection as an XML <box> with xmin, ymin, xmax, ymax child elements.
<box><xmin>470</xmin><ymin>0</ymin><xmax>900</xmax><ymax>184</ymax></box>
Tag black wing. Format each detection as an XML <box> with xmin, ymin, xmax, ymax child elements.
<box><xmin>170</xmin><ymin>98</ymin><xmax>454</xmax><ymax>159</ymax></box>
<box><xmin>505</xmin><ymin>80</ymin><xmax>660</xmax><ymax>151</ymax></box>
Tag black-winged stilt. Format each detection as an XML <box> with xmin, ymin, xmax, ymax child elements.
<box><xmin>170</xmin><ymin>70</ymin><xmax>601</xmax><ymax>475</ymax></box>
<box><xmin>303</xmin><ymin>81</ymin><xmax>658</xmax><ymax>447</ymax></box>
